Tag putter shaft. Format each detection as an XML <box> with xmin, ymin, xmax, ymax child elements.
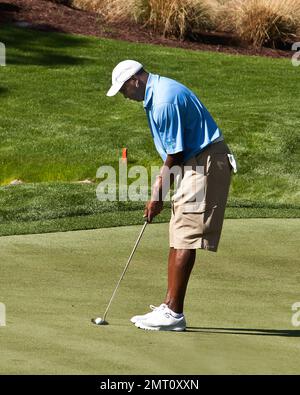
<box><xmin>102</xmin><ymin>221</ymin><xmax>148</xmax><ymax>322</ymax></box>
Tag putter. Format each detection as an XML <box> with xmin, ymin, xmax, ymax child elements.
<box><xmin>92</xmin><ymin>221</ymin><xmax>148</xmax><ymax>326</ymax></box>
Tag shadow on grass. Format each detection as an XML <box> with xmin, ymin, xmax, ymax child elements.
<box><xmin>0</xmin><ymin>24</ymin><xmax>95</xmax><ymax>66</ymax></box>
<box><xmin>186</xmin><ymin>327</ymin><xmax>300</xmax><ymax>338</ymax></box>
<box><xmin>0</xmin><ymin>87</ymin><xmax>9</xmax><ymax>96</ymax></box>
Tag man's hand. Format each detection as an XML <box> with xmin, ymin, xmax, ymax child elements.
<box><xmin>144</xmin><ymin>200</ymin><xmax>164</xmax><ymax>223</ymax></box>
<box><xmin>144</xmin><ymin>152</ymin><xmax>183</xmax><ymax>223</ymax></box>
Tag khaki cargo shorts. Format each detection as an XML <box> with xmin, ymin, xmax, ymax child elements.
<box><xmin>169</xmin><ymin>141</ymin><xmax>233</xmax><ymax>252</ymax></box>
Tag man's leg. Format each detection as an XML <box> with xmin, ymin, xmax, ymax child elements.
<box><xmin>164</xmin><ymin>247</ymin><xmax>196</xmax><ymax>313</ymax></box>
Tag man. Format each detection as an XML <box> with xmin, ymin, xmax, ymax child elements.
<box><xmin>107</xmin><ymin>60</ymin><xmax>236</xmax><ymax>331</ymax></box>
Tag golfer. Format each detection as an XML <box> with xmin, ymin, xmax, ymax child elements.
<box><xmin>107</xmin><ymin>60</ymin><xmax>236</xmax><ymax>331</ymax></box>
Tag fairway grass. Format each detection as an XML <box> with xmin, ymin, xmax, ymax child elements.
<box><xmin>0</xmin><ymin>219</ymin><xmax>299</xmax><ymax>374</ymax></box>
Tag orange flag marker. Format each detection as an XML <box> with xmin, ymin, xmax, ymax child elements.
<box><xmin>122</xmin><ymin>148</ymin><xmax>128</xmax><ymax>162</ymax></box>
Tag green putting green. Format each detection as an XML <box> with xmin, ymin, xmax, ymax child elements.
<box><xmin>0</xmin><ymin>219</ymin><xmax>299</xmax><ymax>374</ymax></box>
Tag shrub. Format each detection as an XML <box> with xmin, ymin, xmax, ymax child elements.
<box><xmin>218</xmin><ymin>0</ymin><xmax>300</xmax><ymax>47</ymax></box>
<box><xmin>144</xmin><ymin>0</ymin><xmax>218</xmax><ymax>38</ymax></box>
<box><xmin>69</xmin><ymin>0</ymin><xmax>218</xmax><ymax>38</ymax></box>
<box><xmin>47</xmin><ymin>0</ymin><xmax>300</xmax><ymax>47</ymax></box>
<box><xmin>71</xmin><ymin>0</ymin><xmax>138</xmax><ymax>21</ymax></box>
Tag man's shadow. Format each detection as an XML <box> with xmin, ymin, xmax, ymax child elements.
<box><xmin>185</xmin><ymin>327</ymin><xmax>300</xmax><ymax>337</ymax></box>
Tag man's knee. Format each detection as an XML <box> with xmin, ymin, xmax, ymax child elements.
<box><xmin>173</xmin><ymin>249</ymin><xmax>196</xmax><ymax>266</ymax></box>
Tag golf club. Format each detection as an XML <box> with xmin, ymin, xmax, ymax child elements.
<box><xmin>92</xmin><ymin>220</ymin><xmax>148</xmax><ymax>325</ymax></box>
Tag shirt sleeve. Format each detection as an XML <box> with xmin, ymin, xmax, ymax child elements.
<box><xmin>153</xmin><ymin>103</ymin><xmax>184</xmax><ymax>155</ymax></box>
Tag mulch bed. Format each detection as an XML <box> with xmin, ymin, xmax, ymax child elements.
<box><xmin>0</xmin><ymin>0</ymin><xmax>295</xmax><ymax>59</ymax></box>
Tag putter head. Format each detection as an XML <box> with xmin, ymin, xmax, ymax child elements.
<box><xmin>91</xmin><ymin>317</ymin><xmax>109</xmax><ymax>326</ymax></box>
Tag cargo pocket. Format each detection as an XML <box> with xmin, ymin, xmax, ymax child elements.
<box><xmin>181</xmin><ymin>202</ymin><xmax>219</xmax><ymax>235</ymax></box>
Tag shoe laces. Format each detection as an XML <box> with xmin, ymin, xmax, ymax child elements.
<box><xmin>149</xmin><ymin>303</ymin><xmax>167</xmax><ymax>312</ymax></box>
<box><xmin>150</xmin><ymin>304</ymin><xmax>173</xmax><ymax>319</ymax></box>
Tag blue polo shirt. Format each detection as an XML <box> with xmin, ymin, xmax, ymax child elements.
<box><xmin>143</xmin><ymin>73</ymin><xmax>223</xmax><ymax>162</ymax></box>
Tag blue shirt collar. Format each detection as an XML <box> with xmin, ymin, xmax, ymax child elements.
<box><xmin>143</xmin><ymin>73</ymin><xmax>158</xmax><ymax>109</ymax></box>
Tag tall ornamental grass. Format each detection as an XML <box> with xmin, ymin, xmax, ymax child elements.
<box><xmin>49</xmin><ymin>0</ymin><xmax>300</xmax><ymax>46</ymax></box>
<box><xmin>219</xmin><ymin>0</ymin><xmax>300</xmax><ymax>47</ymax></box>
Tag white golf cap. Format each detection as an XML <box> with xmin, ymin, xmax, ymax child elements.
<box><xmin>106</xmin><ymin>60</ymin><xmax>143</xmax><ymax>97</ymax></box>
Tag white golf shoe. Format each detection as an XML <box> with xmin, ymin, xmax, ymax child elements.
<box><xmin>135</xmin><ymin>306</ymin><xmax>186</xmax><ymax>331</ymax></box>
<box><xmin>130</xmin><ymin>304</ymin><xmax>167</xmax><ymax>324</ymax></box>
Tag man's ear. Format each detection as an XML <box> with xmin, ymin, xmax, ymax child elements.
<box><xmin>131</xmin><ymin>75</ymin><xmax>139</xmax><ymax>88</ymax></box>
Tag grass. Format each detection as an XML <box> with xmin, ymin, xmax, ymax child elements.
<box><xmin>0</xmin><ymin>182</ymin><xmax>299</xmax><ymax>237</ymax></box>
<box><xmin>0</xmin><ymin>219</ymin><xmax>299</xmax><ymax>374</ymax></box>
<box><xmin>0</xmin><ymin>24</ymin><xmax>299</xmax><ymax>235</ymax></box>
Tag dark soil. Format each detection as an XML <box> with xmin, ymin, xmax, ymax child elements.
<box><xmin>0</xmin><ymin>0</ymin><xmax>295</xmax><ymax>59</ymax></box>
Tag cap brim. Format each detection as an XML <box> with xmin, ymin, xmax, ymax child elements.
<box><xmin>106</xmin><ymin>82</ymin><xmax>124</xmax><ymax>97</ymax></box>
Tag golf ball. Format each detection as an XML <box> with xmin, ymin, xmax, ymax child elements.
<box><xmin>94</xmin><ymin>317</ymin><xmax>104</xmax><ymax>325</ymax></box>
